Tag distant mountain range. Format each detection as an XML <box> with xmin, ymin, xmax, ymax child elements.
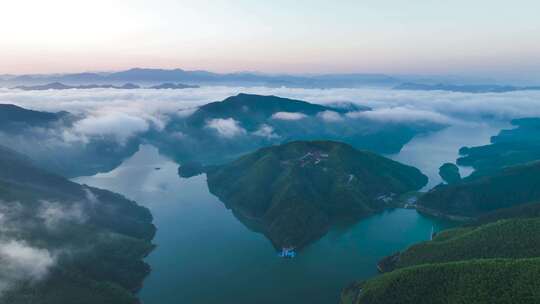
<box><xmin>12</xmin><ymin>82</ymin><xmax>141</xmax><ymax>90</ymax></box>
<box><xmin>11</xmin><ymin>82</ymin><xmax>200</xmax><ymax>91</ymax></box>
<box><xmin>0</xmin><ymin>68</ymin><xmax>399</xmax><ymax>88</ymax></box>
<box><xmin>3</xmin><ymin>68</ymin><xmax>539</xmax><ymax>90</ymax></box>
<box><xmin>394</xmin><ymin>82</ymin><xmax>540</xmax><ymax>93</ymax></box>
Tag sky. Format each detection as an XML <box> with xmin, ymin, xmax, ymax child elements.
<box><xmin>1</xmin><ymin>0</ymin><xmax>539</xmax><ymax>78</ymax></box>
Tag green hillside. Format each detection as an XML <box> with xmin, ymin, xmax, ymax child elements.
<box><xmin>342</xmin><ymin>201</ymin><xmax>540</xmax><ymax>304</ymax></box>
<box><xmin>206</xmin><ymin>140</ymin><xmax>427</xmax><ymax>249</ymax></box>
<box><xmin>417</xmin><ymin>161</ymin><xmax>540</xmax><ymax>218</ymax></box>
<box><xmin>390</xmin><ymin>218</ymin><xmax>540</xmax><ymax>271</ymax></box>
<box><xmin>341</xmin><ymin>258</ymin><xmax>540</xmax><ymax>304</ymax></box>
<box><xmin>0</xmin><ymin>145</ymin><xmax>155</xmax><ymax>304</ymax></box>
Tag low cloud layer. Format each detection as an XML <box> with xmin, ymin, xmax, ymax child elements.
<box><xmin>72</xmin><ymin>112</ymin><xmax>150</xmax><ymax>144</ymax></box>
<box><xmin>346</xmin><ymin>106</ymin><xmax>453</xmax><ymax>124</ymax></box>
<box><xmin>1</xmin><ymin>86</ymin><xmax>540</xmax><ymax>144</ymax></box>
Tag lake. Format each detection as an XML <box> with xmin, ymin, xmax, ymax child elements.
<box><xmin>75</xmin><ymin>143</ymin><xmax>456</xmax><ymax>304</ymax></box>
<box><xmin>73</xmin><ymin>120</ymin><xmax>504</xmax><ymax>304</ymax></box>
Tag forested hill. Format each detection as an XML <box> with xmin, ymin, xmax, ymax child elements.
<box><xmin>206</xmin><ymin>140</ymin><xmax>427</xmax><ymax>249</ymax></box>
<box><xmin>0</xmin><ymin>145</ymin><xmax>156</xmax><ymax>304</ymax></box>
<box><xmin>341</xmin><ymin>202</ymin><xmax>540</xmax><ymax>304</ymax></box>
<box><xmin>417</xmin><ymin>161</ymin><xmax>540</xmax><ymax>218</ymax></box>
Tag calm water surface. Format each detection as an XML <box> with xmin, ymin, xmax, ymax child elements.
<box><xmin>76</xmin><ymin>119</ymin><xmax>505</xmax><ymax>303</ymax></box>
<box><xmin>75</xmin><ymin>144</ymin><xmax>455</xmax><ymax>304</ymax></box>
<box><xmin>389</xmin><ymin>122</ymin><xmax>509</xmax><ymax>189</ymax></box>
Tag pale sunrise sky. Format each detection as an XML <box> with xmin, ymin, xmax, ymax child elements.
<box><xmin>1</xmin><ymin>0</ymin><xmax>539</xmax><ymax>77</ymax></box>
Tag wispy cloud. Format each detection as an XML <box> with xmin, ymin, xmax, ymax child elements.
<box><xmin>317</xmin><ymin>110</ymin><xmax>343</xmax><ymax>122</ymax></box>
<box><xmin>0</xmin><ymin>239</ymin><xmax>55</xmax><ymax>295</ymax></box>
<box><xmin>205</xmin><ymin>118</ymin><xmax>246</xmax><ymax>138</ymax></box>
<box><xmin>72</xmin><ymin>112</ymin><xmax>150</xmax><ymax>144</ymax></box>
<box><xmin>271</xmin><ymin>112</ymin><xmax>307</xmax><ymax>120</ymax></box>
<box><xmin>38</xmin><ymin>200</ymin><xmax>87</xmax><ymax>230</ymax></box>
<box><xmin>252</xmin><ymin>124</ymin><xmax>280</xmax><ymax>139</ymax></box>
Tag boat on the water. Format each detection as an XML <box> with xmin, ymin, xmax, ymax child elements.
<box><xmin>278</xmin><ymin>247</ymin><xmax>296</xmax><ymax>258</ymax></box>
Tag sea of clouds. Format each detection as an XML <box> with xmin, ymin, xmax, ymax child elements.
<box><xmin>1</xmin><ymin>86</ymin><xmax>540</xmax><ymax>143</ymax></box>
<box><xmin>2</xmin><ymin>86</ymin><xmax>540</xmax><ymax>140</ymax></box>
<box><xmin>1</xmin><ymin>85</ymin><xmax>539</xmax><ymax>180</ymax></box>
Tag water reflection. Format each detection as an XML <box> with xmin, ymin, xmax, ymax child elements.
<box><xmin>389</xmin><ymin>122</ymin><xmax>509</xmax><ymax>189</ymax></box>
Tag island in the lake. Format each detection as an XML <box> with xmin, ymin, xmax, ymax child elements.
<box><xmin>438</xmin><ymin>162</ymin><xmax>461</xmax><ymax>185</ymax></box>
<box><xmin>206</xmin><ymin>140</ymin><xmax>428</xmax><ymax>249</ymax></box>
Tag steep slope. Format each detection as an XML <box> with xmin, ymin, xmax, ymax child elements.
<box><xmin>342</xmin><ymin>211</ymin><xmax>540</xmax><ymax>304</ymax></box>
<box><xmin>206</xmin><ymin>141</ymin><xmax>427</xmax><ymax>249</ymax></box>
<box><xmin>0</xmin><ymin>145</ymin><xmax>155</xmax><ymax>303</ymax></box>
